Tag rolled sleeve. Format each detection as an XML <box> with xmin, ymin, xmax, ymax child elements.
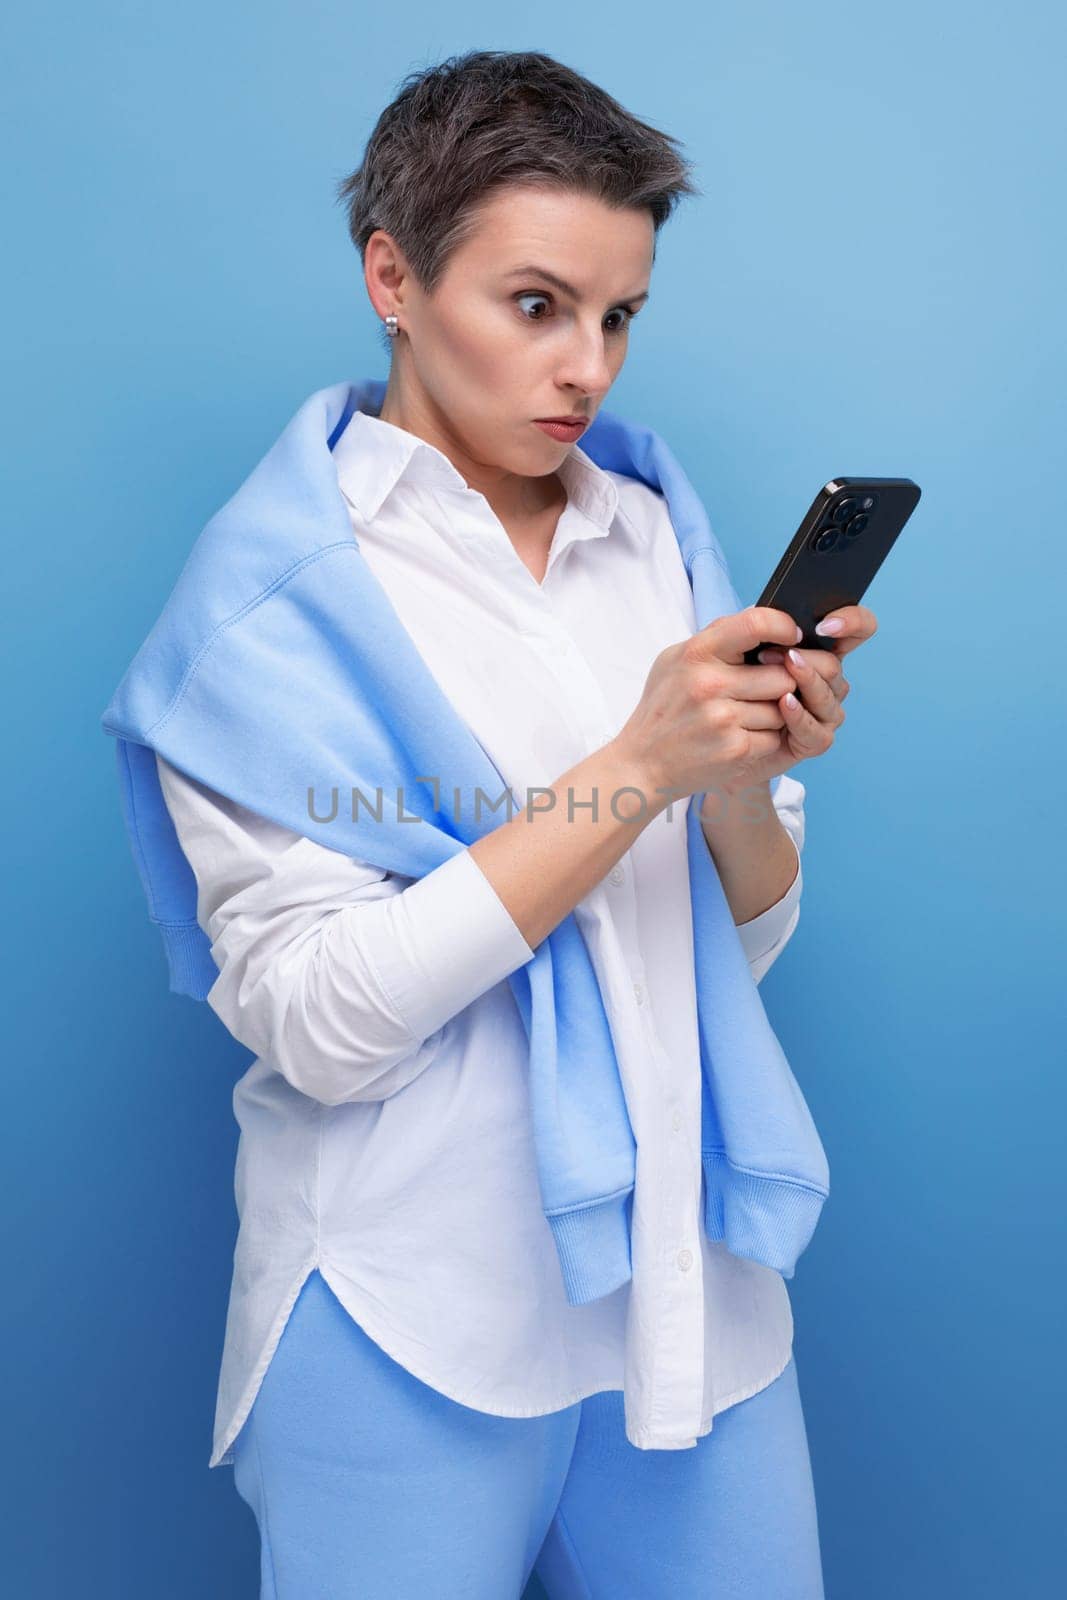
<box><xmin>352</xmin><ymin>848</ymin><xmax>535</xmax><ymax>1043</ymax></box>
<box><xmin>155</xmin><ymin>752</ymin><xmax>534</xmax><ymax>1106</ymax></box>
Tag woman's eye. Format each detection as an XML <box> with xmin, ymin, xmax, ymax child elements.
<box><xmin>515</xmin><ymin>292</ymin><xmax>551</xmax><ymax>322</ymax></box>
<box><xmin>514</xmin><ymin>292</ymin><xmax>635</xmax><ymax>334</ymax></box>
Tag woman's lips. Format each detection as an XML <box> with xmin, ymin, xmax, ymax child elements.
<box><xmin>533</xmin><ymin>419</ymin><xmax>588</xmax><ymax>442</ymax></box>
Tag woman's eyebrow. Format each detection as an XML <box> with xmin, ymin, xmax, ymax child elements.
<box><xmin>503</xmin><ymin>264</ymin><xmax>650</xmax><ymax>303</ymax></box>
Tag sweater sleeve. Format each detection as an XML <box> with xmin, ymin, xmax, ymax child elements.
<box><xmin>154</xmin><ymin>752</ymin><xmax>535</xmax><ymax>1107</ymax></box>
<box><xmin>734</xmin><ymin>772</ymin><xmax>805</xmax><ymax>985</ymax></box>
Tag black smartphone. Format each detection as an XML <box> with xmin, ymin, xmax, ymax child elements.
<box><xmin>741</xmin><ymin>477</ymin><xmax>922</xmax><ymax>665</ymax></box>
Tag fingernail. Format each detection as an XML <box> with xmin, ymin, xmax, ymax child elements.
<box><xmin>794</xmin><ymin>623</ymin><xmax>804</xmax><ymax>643</ymax></box>
<box><xmin>787</xmin><ymin>648</ymin><xmax>805</xmax><ymax>668</ymax></box>
<box><xmin>758</xmin><ymin>649</ymin><xmax>783</xmax><ymax>663</ymax></box>
<box><xmin>815</xmin><ymin>617</ymin><xmax>843</xmax><ymax>636</ymax></box>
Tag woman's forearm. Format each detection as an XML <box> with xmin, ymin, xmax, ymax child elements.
<box><xmin>698</xmin><ymin>781</ymin><xmax>800</xmax><ymax>926</ymax></box>
<box><xmin>467</xmin><ymin>739</ymin><xmax>669</xmax><ymax>951</ymax></box>
<box><xmin>468</xmin><ymin>747</ymin><xmax>800</xmax><ymax>951</ymax></box>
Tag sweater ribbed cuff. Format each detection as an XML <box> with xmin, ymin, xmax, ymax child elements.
<box><xmin>546</xmin><ymin>1186</ymin><xmax>634</xmax><ymax>1305</ymax></box>
<box><xmin>702</xmin><ymin>1149</ymin><xmax>827</xmax><ymax>1281</ymax></box>
<box><xmin>158</xmin><ymin>918</ymin><xmax>219</xmax><ymax>998</ymax></box>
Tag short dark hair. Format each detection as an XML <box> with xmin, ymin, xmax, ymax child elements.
<box><xmin>335</xmin><ymin>48</ymin><xmax>701</xmax><ymax>310</ymax></box>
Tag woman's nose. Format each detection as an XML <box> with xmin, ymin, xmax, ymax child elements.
<box><xmin>556</xmin><ymin>330</ymin><xmax>614</xmax><ymax>395</ymax></box>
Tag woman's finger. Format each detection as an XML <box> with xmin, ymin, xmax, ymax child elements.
<box><xmin>728</xmin><ymin>661</ymin><xmax>803</xmax><ymax>700</ymax></box>
<box><xmin>812</xmin><ymin>603</ymin><xmax>878</xmax><ymax>660</ymax></box>
<box><xmin>736</xmin><ymin>698</ymin><xmax>790</xmax><ymax>730</ymax></box>
<box><xmin>779</xmin><ymin>651</ymin><xmax>845</xmax><ymax>747</ymax></box>
<box><xmin>757</xmin><ymin>647</ymin><xmax>849</xmax><ymax>701</ymax></box>
<box><xmin>781</xmin><ymin>683</ymin><xmax>838</xmax><ymax>751</ymax></box>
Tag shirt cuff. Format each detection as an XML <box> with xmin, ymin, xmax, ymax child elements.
<box><xmin>363</xmin><ymin>847</ymin><xmax>536</xmax><ymax>1042</ymax></box>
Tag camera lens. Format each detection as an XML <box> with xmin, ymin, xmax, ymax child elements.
<box><xmin>831</xmin><ymin>498</ymin><xmax>858</xmax><ymax>525</ymax></box>
<box><xmin>843</xmin><ymin>513</ymin><xmax>869</xmax><ymax>539</ymax></box>
<box><xmin>813</xmin><ymin>526</ymin><xmax>839</xmax><ymax>553</ymax></box>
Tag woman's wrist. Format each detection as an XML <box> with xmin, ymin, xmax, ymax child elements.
<box><xmin>600</xmin><ymin>734</ymin><xmax>677</xmax><ymax>821</ymax></box>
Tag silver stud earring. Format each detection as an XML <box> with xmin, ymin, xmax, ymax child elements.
<box><xmin>384</xmin><ymin>314</ymin><xmax>399</xmax><ymax>338</ymax></box>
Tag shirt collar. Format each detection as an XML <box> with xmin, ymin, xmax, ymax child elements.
<box><xmin>332</xmin><ymin>407</ymin><xmax>619</xmax><ymax>533</ymax></box>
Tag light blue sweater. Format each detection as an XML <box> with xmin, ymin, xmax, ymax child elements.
<box><xmin>100</xmin><ymin>377</ymin><xmax>830</xmax><ymax>1304</ymax></box>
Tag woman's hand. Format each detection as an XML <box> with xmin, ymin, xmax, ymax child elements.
<box><xmin>615</xmin><ymin>603</ymin><xmax>876</xmax><ymax>810</ymax></box>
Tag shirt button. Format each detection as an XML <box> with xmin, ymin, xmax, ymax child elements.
<box><xmin>609</xmin><ymin>865</ymin><xmax>625</xmax><ymax>886</ymax></box>
<box><xmin>677</xmin><ymin>1248</ymin><xmax>694</xmax><ymax>1272</ymax></box>
<box><xmin>672</xmin><ymin>1109</ymin><xmax>682</xmax><ymax>1132</ymax></box>
<box><xmin>633</xmin><ymin>982</ymin><xmax>645</xmax><ymax>1005</ymax></box>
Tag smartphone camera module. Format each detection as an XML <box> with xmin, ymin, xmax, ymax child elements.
<box><xmin>843</xmin><ymin>493</ymin><xmax>878</xmax><ymax>540</ymax></box>
<box><xmin>830</xmin><ymin>497</ymin><xmax>859</xmax><ymax>525</ymax></box>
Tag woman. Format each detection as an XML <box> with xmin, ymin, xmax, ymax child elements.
<box><xmin>123</xmin><ymin>47</ymin><xmax>869</xmax><ymax>1598</ymax></box>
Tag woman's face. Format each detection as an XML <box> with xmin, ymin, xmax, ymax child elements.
<box><xmin>366</xmin><ymin>185</ymin><xmax>655</xmax><ymax>486</ymax></box>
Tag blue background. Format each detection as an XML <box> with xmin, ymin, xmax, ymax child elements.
<box><xmin>5</xmin><ymin>2</ymin><xmax>1064</xmax><ymax>1594</ymax></box>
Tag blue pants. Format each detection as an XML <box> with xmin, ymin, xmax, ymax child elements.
<box><xmin>232</xmin><ymin>1268</ymin><xmax>825</xmax><ymax>1597</ymax></box>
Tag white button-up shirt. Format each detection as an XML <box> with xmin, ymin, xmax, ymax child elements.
<box><xmin>156</xmin><ymin>407</ymin><xmax>806</xmax><ymax>1469</ymax></box>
